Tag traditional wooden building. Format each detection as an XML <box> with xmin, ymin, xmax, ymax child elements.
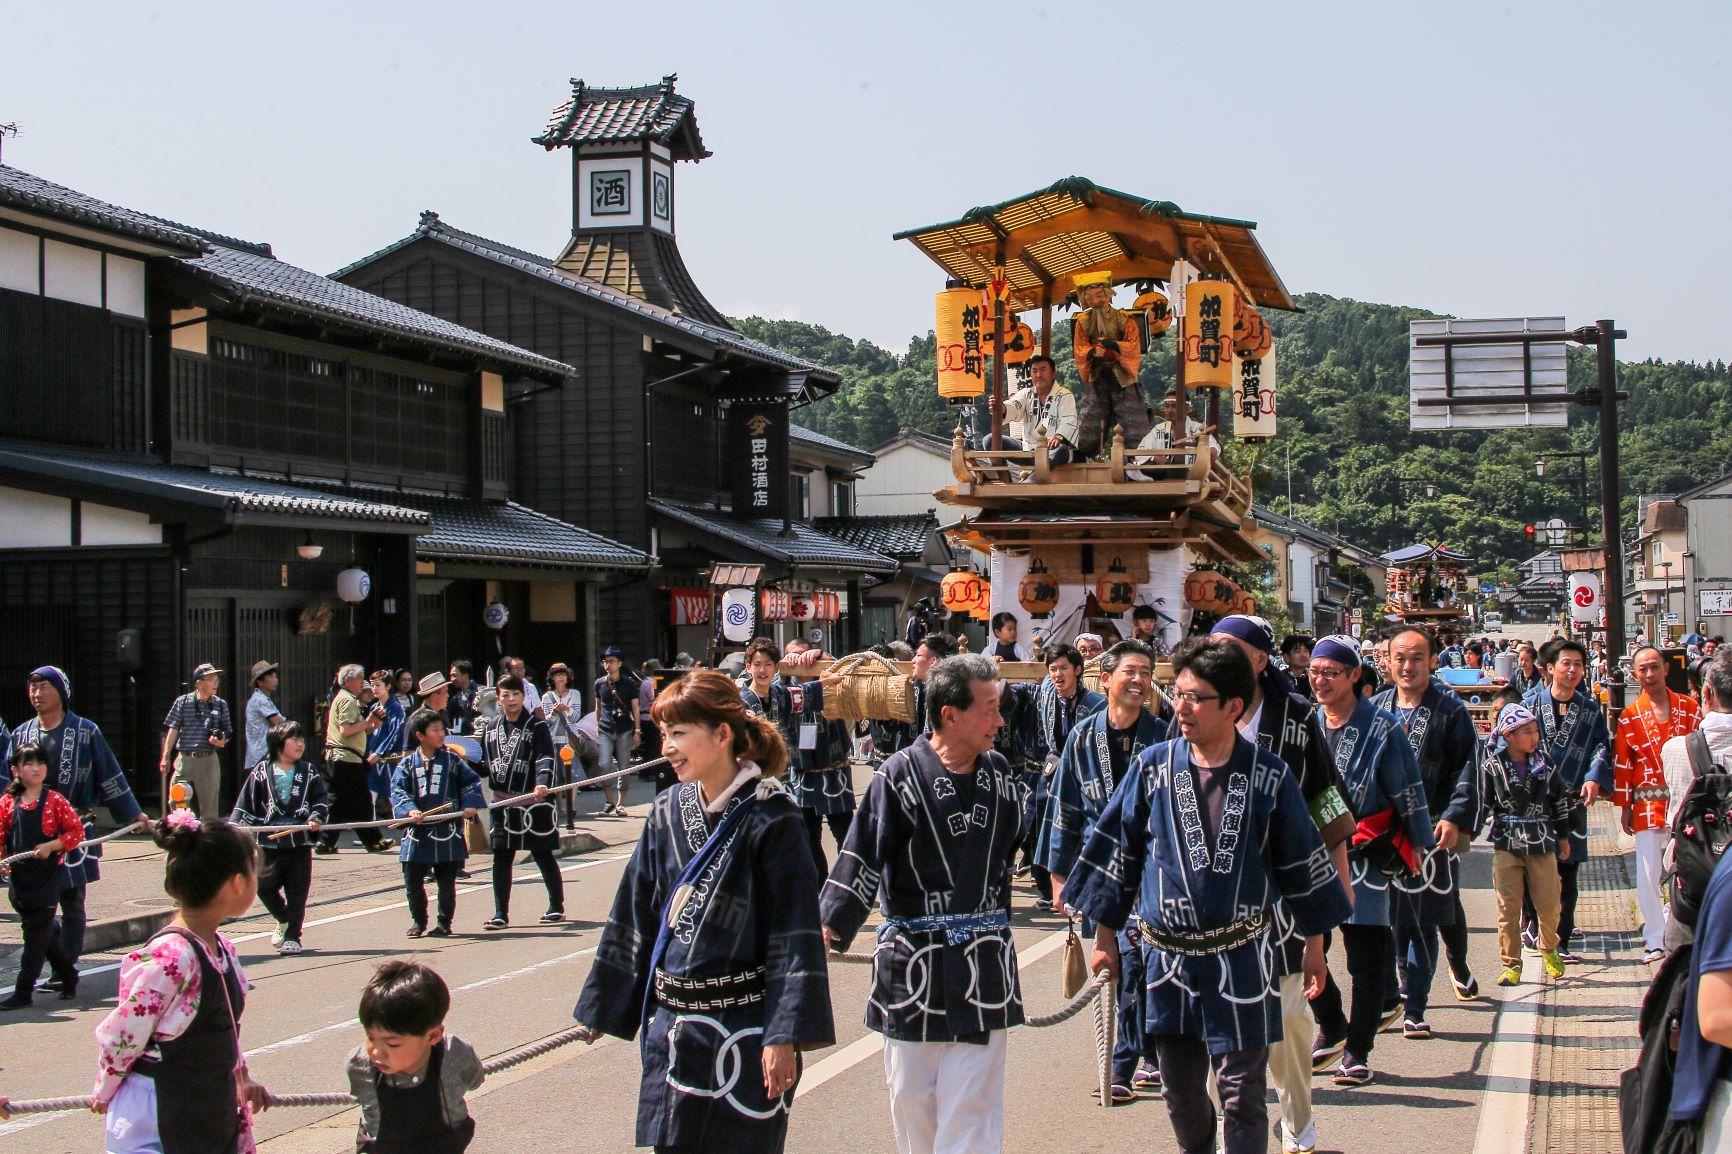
<box><xmin>336</xmin><ymin>75</ymin><xmax>894</xmax><ymax>660</ymax></box>
<box><xmin>0</xmin><ymin>165</ymin><xmax>647</xmax><ymax>804</ymax></box>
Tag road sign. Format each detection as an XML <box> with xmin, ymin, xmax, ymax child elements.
<box><xmin>1409</xmin><ymin>317</ymin><xmax>1569</xmax><ymax>430</ymax></box>
<box><xmin>1666</xmin><ymin>611</ymin><xmax>1681</xmax><ymax>624</ymax></box>
<box><xmin>1702</xmin><ymin>589</ymin><xmax>1732</xmax><ymax>616</ymax></box>
<box><xmin>1542</xmin><ymin>517</ymin><xmax>1569</xmax><ymax>546</ymax></box>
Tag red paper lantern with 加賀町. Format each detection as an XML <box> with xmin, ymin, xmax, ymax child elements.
<box><xmin>1018</xmin><ymin>557</ymin><xmax>1059</xmax><ymax>617</ymax></box>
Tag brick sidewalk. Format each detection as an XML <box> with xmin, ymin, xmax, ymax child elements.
<box><xmin>1528</xmin><ymin>805</ymin><xmax>1646</xmax><ymax>1154</ymax></box>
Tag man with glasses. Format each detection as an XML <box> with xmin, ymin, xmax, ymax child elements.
<box><xmin>1210</xmin><ymin>615</ymin><xmax>1353</xmax><ymax>1154</ymax></box>
<box><xmin>1304</xmin><ymin>636</ymin><xmax>1434</xmax><ymax>1088</ymax></box>
<box><xmin>1045</xmin><ymin>639</ymin><xmax>1167</xmax><ymax>1101</ymax></box>
<box><xmin>1068</xmin><ymin>638</ymin><xmax>1350</xmax><ymax>1154</ymax></box>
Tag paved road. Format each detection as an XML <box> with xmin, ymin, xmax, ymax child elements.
<box><xmin>0</xmin><ymin>767</ymin><xmax>1525</xmax><ymax>1154</ymax></box>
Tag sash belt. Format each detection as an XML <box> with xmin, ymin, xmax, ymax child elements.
<box><xmin>1130</xmin><ymin>909</ymin><xmax>1273</xmax><ymax>957</ymax></box>
<box><xmin>653</xmin><ymin>967</ymin><xmax>766</xmax><ymax>1012</ymax></box>
<box><xmin>881</xmin><ymin>910</ymin><xmax>1010</xmax><ymax>946</ymax></box>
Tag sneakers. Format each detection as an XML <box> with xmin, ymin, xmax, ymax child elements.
<box><xmin>0</xmin><ymin>993</ymin><xmax>33</xmax><ymax>1010</ymax></box>
<box><xmin>1033</xmin><ymin>897</ymin><xmax>1055</xmax><ymax>912</ymax></box>
<box><xmin>366</xmin><ymin>838</ymin><xmax>397</xmax><ymax>854</ymax></box>
<box><xmin>1521</xmin><ymin>926</ymin><xmax>1540</xmax><ymax>954</ymax></box>
<box><xmin>1542</xmin><ymin>950</ymin><xmax>1566</xmax><ymax>979</ymax></box>
<box><xmin>1643</xmin><ymin>948</ymin><xmax>1666</xmax><ymax>964</ymax></box>
<box><xmin>279</xmin><ymin>940</ymin><xmax>303</xmax><ymax>956</ymax></box>
<box><xmin>271</xmin><ymin>921</ymin><xmax>289</xmax><ymax>949</ymax></box>
<box><xmin>1498</xmin><ymin>965</ymin><xmax>1523</xmax><ymax>987</ymax></box>
<box><xmin>314</xmin><ymin>843</ymin><xmax>338</xmax><ymax>855</ymax></box>
<box><xmin>600</xmin><ymin>803</ymin><xmax>618</xmax><ymax>817</ymax></box>
<box><xmin>1333</xmin><ymin>1055</ymin><xmax>1372</xmax><ymax>1086</ymax></box>
<box><xmin>1452</xmin><ymin>972</ymin><xmax>1480</xmax><ymax>1001</ymax></box>
<box><xmin>1403</xmin><ymin>1018</ymin><xmax>1432</xmax><ymax>1039</ymax></box>
<box><xmin>1378</xmin><ymin>1004</ymin><xmax>1404</xmax><ymax>1033</ymax></box>
<box><xmin>1280</xmin><ymin>1121</ymin><xmax>1319</xmax><ymax>1153</ymax></box>
<box><xmin>1311</xmin><ymin>1032</ymin><xmax>1347</xmax><ymax>1072</ymax></box>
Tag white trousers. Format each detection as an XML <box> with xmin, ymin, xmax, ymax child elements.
<box><xmin>1635</xmin><ymin>827</ymin><xmax>1668</xmax><ymax>953</ymax></box>
<box><xmin>884</xmin><ymin>1031</ymin><xmax>1007</xmax><ymax>1154</ymax></box>
<box><xmin>1702</xmin><ymin>1075</ymin><xmax>1732</xmax><ymax>1152</ymax></box>
<box><xmin>1265</xmin><ymin>970</ymin><xmax>1316</xmax><ymax>1144</ymax></box>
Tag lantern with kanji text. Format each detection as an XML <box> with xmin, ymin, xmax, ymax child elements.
<box><xmin>1094</xmin><ymin>557</ymin><xmax>1137</xmax><ymax>616</ymax></box>
<box><xmin>760</xmin><ymin>588</ymin><xmax>790</xmax><ymax>622</ymax></box>
<box><xmin>935</xmin><ymin>286</ymin><xmax>988</xmax><ymax>401</ymax></box>
<box><xmin>940</xmin><ymin>569</ymin><xmax>985</xmax><ymax>615</ymax></box>
<box><xmin>1231</xmin><ymin>346</ymin><xmax>1277</xmax><ymax>441</ymax></box>
<box><xmin>1182</xmin><ymin>278</ymin><xmax>1237</xmax><ymax>389</ymax></box>
<box><xmin>1134</xmin><ymin>287</ymin><xmax>1173</xmax><ymax>339</ymax></box>
<box><xmin>1232</xmin><ymin>297</ymin><xmax>1266</xmax><ymax>357</ymax></box>
<box><xmin>1018</xmin><ymin>557</ymin><xmax>1059</xmax><ymax>617</ymax></box>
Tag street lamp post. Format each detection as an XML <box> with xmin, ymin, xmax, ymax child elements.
<box><xmin>1660</xmin><ymin>559</ymin><xmax>1675</xmax><ymax>646</ymax></box>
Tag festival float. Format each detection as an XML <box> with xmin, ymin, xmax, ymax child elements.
<box><xmin>897</xmin><ymin>177</ymin><xmax>1291</xmax><ymax>683</ymax></box>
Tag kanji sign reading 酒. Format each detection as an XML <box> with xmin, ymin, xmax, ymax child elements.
<box><xmin>728</xmin><ymin>401</ymin><xmax>789</xmax><ymax>521</ymax></box>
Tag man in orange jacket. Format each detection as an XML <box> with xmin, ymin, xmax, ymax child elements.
<box><xmin>1615</xmin><ymin>645</ymin><xmax>1701</xmax><ymax>962</ymax></box>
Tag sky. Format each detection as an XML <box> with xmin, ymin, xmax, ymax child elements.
<box><xmin>5</xmin><ymin>1</ymin><xmax>1727</xmax><ymax>363</ymax></box>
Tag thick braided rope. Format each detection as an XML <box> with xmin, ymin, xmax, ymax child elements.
<box><xmin>245</xmin><ymin>759</ymin><xmax>665</xmax><ymax>839</ymax></box>
<box><xmin>0</xmin><ymin>819</ymin><xmax>150</xmax><ymax>870</ymax></box>
<box><xmin>1091</xmin><ymin>974</ymin><xmax>1117</xmax><ymax>1107</ymax></box>
<box><xmin>5</xmin><ymin>1026</ymin><xmax>603</xmax><ymax>1116</ymax></box>
<box><xmin>1024</xmin><ymin>969</ymin><xmax>1111</xmax><ymax>1029</ymax></box>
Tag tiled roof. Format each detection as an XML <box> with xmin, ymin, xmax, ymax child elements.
<box><xmin>791</xmin><ymin>424</ymin><xmax>873</xmax><ymax>463</ymax></box>
<box><xmin>184</xmin><ymin>243</ymin><xmax>570</xmax><ymax>379</ymax></box>
<box><xmin>332</xmin><ymin>214</ymin><xmax>836</xmax><ymax>386</ymax></box>
<box><xmin>532</xmin><ymin>74</ymin><xmax>709</xmax><ymax>160</ymax></box>
<box><xmin>650</xmin><ymin>499</ymin><xmax>898</xmax><ymax>573</ymax></box>
<box><xmin>405</xmin><ymin>493</ymin><xmax>650</xmax><ymax>571</ymax></box>
<box><xmin>1382</xmin><ymin>543</ymin><xmax>1473</xmax><ymax>566</ymax></box>
<box><xmin>0</xmin><ymin>442</ymin><xmax>429</xmax><ymax>528</ymax></box>
<box><xmin>0</xmin><ymin>166</ymin><xmax>207</xmax><ymax>253</ymax></box>
<box><xmin>812</xmin><ymin>513</ymin><xmax>937</xmax><ymax>561</ymax></box>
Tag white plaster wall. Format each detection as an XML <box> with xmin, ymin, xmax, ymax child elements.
<box><xmin>0</xmin><ymin>226</ymin><xmax>39</xmax><ymax>293</ymax></box>
<box><xmin>42</xmin><ymin>239</ymin><xmax>102</xmax><ymax>307</ymax></box>
<box><xmin>80</xmin><ymin>502</ymin><xmax>160</xmax><ymax>546</ymax></box>
<box><xmin>0</xmin><ymin>486</ymin><xmax>71</xmax><ymax>547</ymax></box>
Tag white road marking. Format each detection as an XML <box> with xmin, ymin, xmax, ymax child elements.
<box><xmin>795</xmin><ymin>927</ymin><xmax>1071</xmax><ymax>1099</ymax></box>
<box><xmin>1469</xmin><ymin>952</ymin><xmax>1543</xmax><ymax>1154</ymax></box>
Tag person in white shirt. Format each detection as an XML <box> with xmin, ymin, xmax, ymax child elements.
<box><xmin>991</xmin><ymin>355</ymin><xmax>1079</xmax><ymax>466</ymax></box>
<box><xmin>1663</xmin><ymin>653</ymin><xmax>1732</xmax><ymax>952</ymax></box>
<box><xmin>503</xmin><ymin>656</ymin><xmax>543</xmax><ymax>716</ymax></box>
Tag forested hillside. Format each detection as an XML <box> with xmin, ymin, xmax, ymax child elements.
<box><xmin>736</xmin><ymin>298</ymin><xmax>1732</xmax><ymax>583</ymax></box>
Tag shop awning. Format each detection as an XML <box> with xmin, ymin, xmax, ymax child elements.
<box><xmin>651</xmin><ymin>500</ymin><xmax>898</xmax><ymax>574</ymax></box>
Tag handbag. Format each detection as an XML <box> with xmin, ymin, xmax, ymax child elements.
<box><xmin>1061</xmin><ymin>914</ymin><xmax>1089</xmax><ymax>999</ymax></box>
<box><xmin>465</xmin><ymin>812</ymin><xmax>491</xmax><ymax>855</ymax></box>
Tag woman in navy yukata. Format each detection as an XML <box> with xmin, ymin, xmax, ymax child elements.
<box><xmin>573</xmin><ymin>670</ymin><xmax>834</xmax><ymax>1154</ymax></box>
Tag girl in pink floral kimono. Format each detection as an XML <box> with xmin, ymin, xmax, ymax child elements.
<box><xmin>91</xmin><ymin>814</ymin><xmax>270</xmax><ymax>1154</ymax></box>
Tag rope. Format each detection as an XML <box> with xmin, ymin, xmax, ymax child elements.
<box><xmin>244</xmin><ymin>759</ymin><xmax>667</xmax><ymax>839</ymax></box>
<box><xmin>1091</xmin><ymin>971</ymin><xmax>1117</xmax><ymax>1107</ymax></box>
<box><xmin>1024</xmin><ymin>969</ymin><xmax>1111</xmax><ymax>1028</ymax></box>
<box><xmin>4</xmin><ymin>1025</ymin><xmax>603</xmax><ymax>1116</ymax></box>
<box><xmin>0</xmin><ymin>818</ymin><xmax>150</xmax><ymax>871</ymax></box>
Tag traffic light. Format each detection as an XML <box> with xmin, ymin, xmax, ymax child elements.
<box><xmin>1524</xmin><ymin>524</ymin><xmax>1536</xmax><ymax>540</ymax></box>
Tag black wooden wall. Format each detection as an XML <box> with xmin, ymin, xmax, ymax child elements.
<box><xmin>0</xmin><ymin>291</ymin><xmax>148</xmax><ymax>453</ymax></box>
<box><xmin>0</xmin><ymin>548</ymin><xmax>176</xmax><ymax>803</ymax></box>
<box><xmin>343</xmin><ymin>247</ymin><xmax>663</xmax><ymax>660</ymax></box>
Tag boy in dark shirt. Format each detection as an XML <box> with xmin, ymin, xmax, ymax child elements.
<box><xmin>1481</xmin><ymin>704</ymin><xmax>1576</xmax><ymax>987</ymax></box>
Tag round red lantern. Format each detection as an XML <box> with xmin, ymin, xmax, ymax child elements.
<box><xmin>941</xmin><ymin>569</ymin><xmax>984</xmax><ymax>615</ymax></box>
<box><xmin>970</xmin><ymin>598</ymin><xmax>991</xmax><ymax>621</ymax></box>
<box><xmin>1095</xmin><ymin>557</ymin><xmax>1136</xmax><ymax>616</ymax></box>
<box><xmin>1018</xmin><ymin>557</ymin><xmax>1059</xmax><ymax>617</ymax></box>
<box><xmin>1134</xmin><ymin>288</ymin><xmax>1173</xmax><ymax>339</ymax></box>
<box><xmin>789</xmin><ymin>594</ymin><xmax>816</xmax><ymax>622</ymax></box>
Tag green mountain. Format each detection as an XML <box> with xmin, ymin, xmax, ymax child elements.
<box><xmin>735</xmin><ymin>296</ymin><xmax>1732</xmax><ymax>585</ymax></box>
